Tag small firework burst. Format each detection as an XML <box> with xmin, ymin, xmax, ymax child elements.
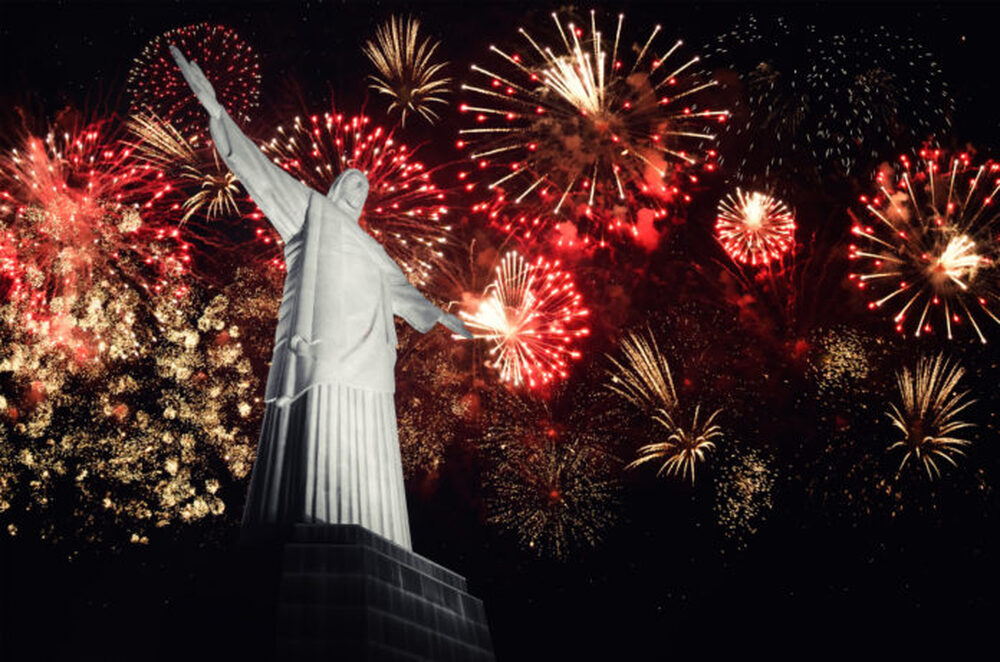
<box><xmin>363</xmin><ymin>15</ymin><xmax>451</xmax><ymax>126</ymax></box>
<box><xmin>607</xmin><ymin>328</ymin><xmax>721</xmax><ymax>485</ymax></box>
<box><xmin>714</xmin><ymin>448</ymin><xmax>775</xmax><ymax>547</ymax></box>
<box><xmin>260</xmin><ymin>111</ymin><xmax>452</xmax><ymax>284</ymax></box>
<box><xmin>461</xmin><ymin>10</ymin><xmax>727</xmax><ymax>248</ymax></box>
<box><xmin>482</xmin><ymin>392</ymin><xmax>619</xmax><ymax>559</ymax></box>
<box><xmin>460</xmin><ymin>250</ymin><xmax>590</xmax><ymax>389</ymax></box>
<box><xmin>715</xmin><ymin>188</ymin><xmax>795</xmax><ymax>266</ymax></box>
<box><xmin>849</xmin><ymin>149</ymin><xmax>1000</xmax><ymax>342</ymax></box>
<box><xmin>887</xmin><ymin>353</ymin><xmax>975</xmax><ymax>480</ymax></box>
<box><xmin>627</xmin><ymin>405</ymin><xmax>721</xmax><ymax>484</ymax></box>
<box><xmin>127</xmin><ymin>23</ymin><xmax>261</xmax><ymax>141</ymax></box>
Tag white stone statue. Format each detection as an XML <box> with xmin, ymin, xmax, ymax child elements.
<box><xmin>171</xmin><ymin>46</ymin><xmax>472</xmax><ymax>549</ymax></box>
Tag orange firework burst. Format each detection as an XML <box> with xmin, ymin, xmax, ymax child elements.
<box><xmin>460</xmin><ymin>250</ymin><xmax>589</xmax><ymax>389</ymax></box>
<box><xmin>849</xmin><ymin>149</ymin><xmax>1000</xmax><ymax>342</ymax></box>
<box><xmin>715</xmin><ymin>188</ymin><xmax>796</xmax><ymax>266</ymax></box>
<box><xmin>460</xmin><ymin>9</ymin><xmax>727</xmax><ymax>249</ymax></box>
<box><xmin>259</xmin><ymin>110</ymin><xmax>452</xmax><ymax>284</ymax></box>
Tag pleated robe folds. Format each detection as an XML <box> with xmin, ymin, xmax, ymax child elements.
<box><xmin>210</xmin><ymin>110</ymin><xmax>442</xmax><ymax>549</ymax></box>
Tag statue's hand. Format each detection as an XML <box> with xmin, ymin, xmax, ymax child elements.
<box><xmin>439</xmin><ymin>313</ymin><xmax>474</xmax><ymax>340</ymax></box>
<box><xmin>169</xmin><ymin>44</ymin><xmax>223</xmax><ymax>119</ymax></box>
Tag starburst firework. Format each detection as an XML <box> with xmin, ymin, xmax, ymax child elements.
<box><xmin>363</xmin><ymin>15</ymin><xmax>451</xmax><ymax>126</ymax></box>
<box><xmin>887</xmin><ymin>353</ymin><xmax>975</xmax><ymax>480</ymax></box>
<box><xmin>127</xmin><ymin>23</ymin><xmax>261</xmax><ymax>141</ymax></box>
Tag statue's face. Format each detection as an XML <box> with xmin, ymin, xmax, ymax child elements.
<box><xmin>328</xmin><ymin>169</ymin><xmax>369</xmax><ymax>219</ymax></box>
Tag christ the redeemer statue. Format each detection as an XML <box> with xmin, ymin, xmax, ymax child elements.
<box><xmin>171</xmin><ymin>46</ymin><xmax>472</xmax><ymax>549</ymax></box>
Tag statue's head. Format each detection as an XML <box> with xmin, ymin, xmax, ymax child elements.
<box><xmin>327</xmin><ymin>168</ymin><xmax>369</xmax><ymax>220</ymax></box>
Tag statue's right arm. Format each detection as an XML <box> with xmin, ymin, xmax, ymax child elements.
<box><xmin>170</xmin><ymin>45</ymin><xmax>308</xmax><ymax>243</ymax></box>
<box><xmin>208</xmin><ymin>110</ymin><xmax>311</xmax><ymax>243</ymax></box>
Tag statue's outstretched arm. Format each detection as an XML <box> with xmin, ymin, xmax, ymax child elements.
<box><xmin>170</xmin><ymin>45</ymin><xmax>309</xmax><ymax>243</ymax></box>
<box><xmin>385</xmin><ymin>265</ymin><xmax>472</xmax><ymax>338</ymax></box>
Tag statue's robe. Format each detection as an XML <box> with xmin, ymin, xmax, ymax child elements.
<box><xmin>210</xmin><ymin>110</ymin><xmax>442</xmax><ymax>548</ymax></box>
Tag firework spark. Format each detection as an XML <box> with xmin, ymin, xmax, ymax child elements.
<box><xmin>714</xmin><ymin>448</ymin><xmax>775</xmax><ymax>547</ymax></box>
<box><xmin>461</xmin><ymin>10</ymin><xmax>727</xmax><ymax>248</ymax></box>
<box><xmin>715</xmin><ymin>188</ymin><xmax>795</xmax><ymax>266</ymax></box>
<box><xmin>887</xmin><ymin>353</ymin><xmax>975</xmax><ymax>480</ymax></box>
<box><xmin>460</xmin><ymin>250</ymin><xmax>590</xmax><ymax>388</ymax></box>
<box><xmin>127</xmin><ymin>23</ymin><xmax>261</xmax><ymax>141</ymax></box>
<box><xmin>363</xmin><ymin>15</ymin><xmax>451</xmax><ymax>126</ymax></box>
<box><xmin>260</xmin><ymin>111</ymin><xmax>452</xmax><ymax>284</ymax></box>
<box><xmin>849</xmin><ymin>149</ymin><xmax>1000</xmax><ymax>342</ymax></box>
<box><xmin>605</xmin><ymin>326</ymin><xmax>676</xmax><ymax>411</ymax></box>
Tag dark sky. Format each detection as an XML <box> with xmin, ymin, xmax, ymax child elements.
<box><xmin>3</xmin><ymin>2</ymin><xmax>1000</xmax><ymax>660</ymax></box>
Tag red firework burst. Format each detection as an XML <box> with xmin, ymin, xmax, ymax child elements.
<box><xmin>127</xmin><ymin>23</ymin><xmax>261</xmax><ymax>142</ymax></box>
<box><xmin>459</xmin><ymin>250</ymin><xmax>590</xmax><ymax>389</ymax></box>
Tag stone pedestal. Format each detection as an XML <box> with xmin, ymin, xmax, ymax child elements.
<box><xmin>276</xmin><ymin>524</ymin><xmax>495</xmax><ymax>661</ymax></box>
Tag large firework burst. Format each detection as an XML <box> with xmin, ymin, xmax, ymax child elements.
<box><xmin>260</xmin><ymin>111</ymin><xmax>452</xmax><ymax>284</ymax></box>
<box><xmin>849</xmin><ymin>150</ymin><xmax>1000</xmax><ymax>342</ymax></box>
<box><xmin>0</xmin><ymin>113</ymin><xmax>191</xmax><ymax>360</ymax></box>
<box><xmin>886</xmin><ymin>353</ymin><xmax>975</xmax><ymax>480</ymax></box>
<box><xmin>715</xmin><ymin>188</ymin><xmax>795</xmax><ymax>266</ymax></box>
<box><xmin>363</xmin><ymin>15</ymin><xmax>451</xmax><ymax>126</ymax></box>
<box><xmin>482</xmin><ymin>392</ymin><xmax>619</xmax><ymax>559</ymax></box>
<box><xmin>461</xmin><ymin>10</ymin><xmax>727</xmax><ymax>248</ymax></box>
<box><xmin>460</xmin><ymin>250</ymin><xmax>590</xmax><ymax>389</ymax></box>
<box><xmin>127</xmin><ymin>23</ymin><xmax>261</xmax><ymax>141</ymax></box>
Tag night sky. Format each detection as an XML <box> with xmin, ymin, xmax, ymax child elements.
<box><xmin>3</xmin><ymin>1</ymin><xmax>1000</xmax><ymax>660</ymax></box>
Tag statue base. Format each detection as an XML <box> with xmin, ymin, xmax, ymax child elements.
<box><xmin>274</xmin><ymin>524</ymin><xmax>495</xmax><ymax>661</ymax></box>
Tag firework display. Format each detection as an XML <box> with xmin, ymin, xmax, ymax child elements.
<box><xmin>127</xmin><ymin>23</ymin><xmax>261</xmax><ymax>141</ymax></box>
<box><xmin>260</xmin><ymin>111</ymin><xmax>452</xmax><ymax>284</ymax></box>
<box><xmin>460</xmin><ymin>250</ymin><xmax>590</xmax><ymax>388</ymax></box>
<box><xmin>715</xmin><ymin>188</ymin><xmax>795</xmax><ymax>266</ymax></box>
<box><xmin>887</xmin><ymin>353</ymin><xmax>975</xmax><ymax>480</ymax></box>
<box><xmin>850</xmin><ymin>150</ymin><xmax>1000</xmax><ymax>342</ymax></box>
<box><xmin>461</xmin><ymin>10</ymin><xmax>728</xmax><ymax>248</ymax></box>
<box><xmin>363</xmin><ymin>15</ymin><xmax>451</xmax><ymax>126</ymax></box>
<box><xmin>4</xmin><ymin>6</ymin><xmax>1000</xmax><ymax>627</ymax></box>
